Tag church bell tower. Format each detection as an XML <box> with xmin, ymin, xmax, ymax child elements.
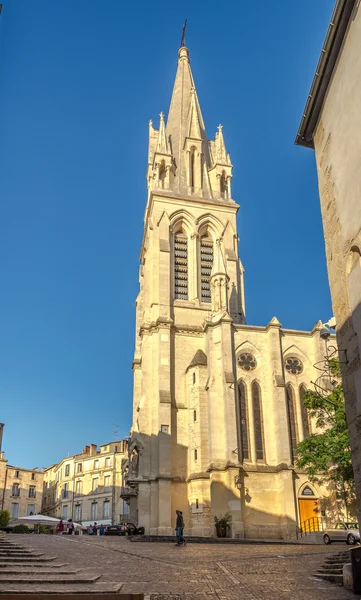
<box><xmin>125</xmin><ymin>39</ymin><xmax>246</xmax><ymax>536</ymax></box>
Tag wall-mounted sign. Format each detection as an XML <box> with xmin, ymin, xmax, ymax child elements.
<box><xmin>301</xmin><ymin>485</ymin><xmax>315</xmax><ymax>496</ymax></box>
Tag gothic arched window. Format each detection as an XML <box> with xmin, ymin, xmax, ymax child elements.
<box><xmin>220</xmin><ymin>171</ymin><xmax>228</xmax><ymax>199</ymax></box>
<box><xmin>299</xmin><ymin>384</ymin><xmax>310</xmax><ymax>439</ymax></box>
<box><xmin>200</xmin><ymin>233</ymin><xmax>213</xmax><ymax>303</ymax></box>
<box><xmin>174</xmin><ymin>231</ymin><xmax>188</xmax><ymax>300</ymax></box>
<box><xmin>252</xmin><ymin>381</ymin><xmax>264</xmax><ymax>461</ymax></box>
<box><xmin>159</xmin><ymin>160</ymin><xmax>166</xmax><ymax>189</ymax></box>
<box><xmin>190</xmin><ymin>147</ymin><xmax>196</xmax><ymax>190</ymax></box>
<box><xmin>286</xmin><ymin>384</ymin><xmax>298</xmax><ymax>462</ymax></box>
<box><xmin>238</xmin><ymin>381</ymin><xmax>250</xmax><ymax>461</ymax></box>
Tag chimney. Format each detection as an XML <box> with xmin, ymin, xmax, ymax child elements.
<box><xmin>89</xmin><ymin>444</ymin><xmax>97</xmax><ymax>456</ymax></box>
<box><xmin>82</xmin><ymin>445</ymin><xmax>90</xmax><ymax>455</ymax></box>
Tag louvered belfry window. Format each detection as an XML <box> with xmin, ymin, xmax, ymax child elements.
<box><xmin>252</xmin><ymin>382</ymin><xmax>264</xmax><ymax>461</ymax></box>
<box><xmin>174</xmin><ymin>233</ymin><xmax>188</xmax><ymax>300</ymax></box>
<box><xmin>238</xmin><ymin>381</ymin><xmax>249</xmax><ymax>461</ymax></box>
<box><xmin>200</xmin><ymin>235</ymin><xmax>213</xmax><ymax>302</ymax></box>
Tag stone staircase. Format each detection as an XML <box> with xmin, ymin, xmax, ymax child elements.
<box><xmin>0</xmin><ymin>534</ymin><xmax>123</xmax><ymax>595</ymax></box>
<box><xmin>313</xmin><ymin>549</ymin><xmax>351</xmax><ymax>586</ymax></box>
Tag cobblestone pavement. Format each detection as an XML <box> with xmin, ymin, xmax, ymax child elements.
<box><xmin>20</xmin><ymin>535</ymin><xmax>361</xmax><ymax>599</ymax></box>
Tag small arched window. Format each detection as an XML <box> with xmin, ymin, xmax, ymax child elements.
<box><xmin>190</xmin><ymin>147</ymin><xmax>196</xmax><ymax>190</ymax></box>
<box><xmin>220</xmin><ymin>171</ymin><xmax>228</xmax><ymax>199</ymax></box>
<box><xmin>174</xmin><ymin>230</ymin><xmax>188</xmax><ymax>300</ymax></box>
<box><xmin>252</xmin><ymin>381</ymin><xmax>264</xmax><ymax>461</ymax></box>
<box><xmin>159</xmin><ymin>160</ymin><xmax>166</xmax><ymax>189</ymax></box>
<box><xmin>200</xmin><ymin>232</ymin><xmax>213</xmax><ymax>303</ymax></box>
<box><xmin>286</xmin><ymin>384</ymin><xmax>298</xmax><ymax>462</ymax></box>
<box><xmin>299</xmin><ymin>385</ymin><xmax>310</xmax><ymax>439</ymax></box>
<box><xmin>238</xmin><ymin>381</ymin><xmax>249</xmax><ymax>461</ymax></box>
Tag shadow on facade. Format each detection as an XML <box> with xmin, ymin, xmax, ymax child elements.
<box><xmin>125</xmin><ymin>431</ymin><xmax>300</xmax><ymax>539</ymax></box>
<box><xmin>336</xmin><ymin>299</ymin><xmax>361</xmax><ymax>526</ymax></box>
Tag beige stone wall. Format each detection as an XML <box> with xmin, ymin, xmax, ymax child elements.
<box><xmin>313</xmin><ymin>4</ymin><xmax>361</xmax><ymax>524</ymax></box>
<box><xmin>129</xmin><ymin>43</ymin><xmax>339</xmax><ymax>540</ymax></box>
<box><xmin>42</xmin><ymin>441</ymin><xmax>128</xmax><ymax>524</ymax></box>
<box><xmin>2</xmin><ymin>464</ymin><xmax>43</xmax><ymax>520</ymax></box>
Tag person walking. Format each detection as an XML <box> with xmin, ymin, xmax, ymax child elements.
<box><xmin>175</xmin><ymin>510</ymin><xmax>186</xmax><ymax>546</ymax></box>
<box><xmin>92</xmin><ymin>522</ymin><xmax>98</xmax><ymax>535</ymax></box>
<box><xmin>67</xmin><ymin>519</ymin><xmax>75</xmax><ymax>535</ymax></box>
<box><xmin>99</xmin><ymin>524</ymin><xmax>105</xmax><ymax>535</ymax></box>
<box><xmin>56</xmin><ymin>519</ymin><xmax>64</xmax><ymax>535</ymax></box>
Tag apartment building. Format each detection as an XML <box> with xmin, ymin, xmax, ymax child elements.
<box><xmin>0</xmin><ymin>452</ymin><xmax>44</xmax><ymax>520</ymax></box>
<box><xmin>42</xmin><ymin>441</ymin><xmax>128</xmax><ymax>525</ymax></box>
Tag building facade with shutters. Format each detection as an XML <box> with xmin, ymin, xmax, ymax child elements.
<box><xmin>0</xmin><ymin>452</ymin><xmax>44</xmax><ymax>520</ymax></box>
<box><xmin>123</xmin><ymin>42</ymin><xmax>339</xmax><ymax>539</ymax></box>
<box><xmin>42</xmin><ymin>441</ymin><xmax>129</xmax><ymax>526</ymax></box>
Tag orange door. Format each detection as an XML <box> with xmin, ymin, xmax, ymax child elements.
<box><xmin>299</xmin><ymin>499</ymin><xmax>319</xmax><ymax>530</ymax></box>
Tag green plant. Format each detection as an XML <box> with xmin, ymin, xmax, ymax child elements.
<box><xmin>0</xmin><ymin>510</ymin><xmax>10</xmax><ymax>529</ymax></box>
<box><xmin>214</xmin><ymin>513</ymin><xmax>232</xmax><ymax>527</ymax></box>
<box><xmin>296</xmin><ymin>380</ymin><xmax>355</xmax><ymax>518</ymax></box>
<box><xmin>12</xmin><ymin>524</ymin><xmax>30</xmax><ymax>534</ymax></box>
<box><xmin>38</xmin><ymin>524</ymin><xmax>47</xmax><ymax>534</ymax></box>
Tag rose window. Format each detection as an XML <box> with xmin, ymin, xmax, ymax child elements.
<box><xmin>238</xmin><ymin>353</ymin><xmax>257</xmax><ymax>371</ymax></box>
<box><xmin>284</xmin><ymin>357</ymin><xmax>303</xmax><ymax>375</ymax></box>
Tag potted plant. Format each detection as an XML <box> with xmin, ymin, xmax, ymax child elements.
<box><xmin>214</xmin><ymin>513</ymin><xmax>231</xmax><ymax>538</ymax></box>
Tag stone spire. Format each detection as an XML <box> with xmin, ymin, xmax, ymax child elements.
<box><xmin>157</xmin><ymin>112</ymin><xmax>168</xmax><ymax>154</ymax></box>
<box><xmin>147</xmin><ymin>43</ymin><xmax>233</xmax><ymax>201</ymax></box>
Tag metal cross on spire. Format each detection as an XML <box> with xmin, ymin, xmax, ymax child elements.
<box><xmin>180</xmin><ymin>19</ymin><xmax>187</xmax><ymax>47</ymax></box>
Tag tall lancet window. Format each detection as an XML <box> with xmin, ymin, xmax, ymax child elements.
<box><xmin>286</xmin><ymin>384</ymin><xmax>298</xmax><ymax>462</ymax></box>
<box><xmin>252</xmin><ymin>381</ymin><xmax>264</xmax><ymax>461</ymax></box>
<box><xmin>190</xmin><ymin>147</ymin><xmax>196</xmax><ymax>190</ymax></box>
<box><xmin>220</xmin><ymin>171</ymin><xmax>228</xmax><ymax>199</ymax></box>
<box><xmin>238</xmin><ymin>381</ymin><xmax>249</xmax><ymax>461</ymax></box>
<box><xmin>174</xmin><ymin>231</ymin><xmax>188</xmax><ymax>300</ymax></box>
<box><xmin>299</xmin><ymin>384</ymin><xmax>310</xmax><ymax>439</ymax></box>
<box><xmin>159</xmin><ymin>160</ymin><xmax>166</xmax><ymax>189</ymax></box>
<box><xmin>200</xmin><ymin>233</ymin><xmax>213</xmax><ymax>303</ymax></box>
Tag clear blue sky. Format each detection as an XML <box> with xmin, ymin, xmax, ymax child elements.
<box><xmin>0</xmin><ymin>0</ymin><xmax>334</xmax><ymax>469</ymax></box>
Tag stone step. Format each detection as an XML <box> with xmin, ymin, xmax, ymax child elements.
<box><xmin>0</xmin><ymin>567</ymin><xmax>79</xmax><ymax>574</ymax></box>
<box><xmin>323</xmin><ymin>562</ymin><xmax>347</xmax><ymax>568</ymax></box>
<box><xmin>0</xmin><ymin>550</ymin><xmax>40</xmax><ymax>558</ymax></box>
<box><xmin>313</xmin><ymin>572</ymin><xmax>343</xmax><ymax>585</ymax></box>
<box><xmin>0</xmin><ymin>581</ymin><xmax>123</xmax><ymax>595</ymax></box>
<box><xmin>317</xmin><ymin>567</ymin><xmax>343</xmax><ymax>575</ymax></box>
<box><xmin>0</xmin><ymin>574</ymin><xmax>101</xmax><ymax>584</ymax></box>
<box><xmin>0</xmin><ymin>556</ymin><xmax>56</xmax><ymax>563</ymax></box>
<box><xmin>0</xmin><ymin>564</ymin><xmax>68</xmax><ymax>571</ymax></box>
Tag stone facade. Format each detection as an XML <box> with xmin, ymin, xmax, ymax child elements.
<box><xmin>296</xmin><ymin>0</ymin><xmax>361</xmax><ymax>527</ymax></box>
<box><xmin>0</xmin><ymin>451</ymin><xmax>44</xmax><ymax>520</ymax></box>
<box><xmin>124</xmin><ymin>43</ymin><xmax>341</xmax><ymax>538</ymax></box>
<box><xmin>41</xmin><ymin>441</ymin><xmax>128</xmax><ymax>525</ymax></box>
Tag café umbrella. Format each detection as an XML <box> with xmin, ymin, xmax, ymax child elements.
<box><xmin>18</xmin><ymin>515</ymin><xmax>85</xmax><ymax>531</ymax></box>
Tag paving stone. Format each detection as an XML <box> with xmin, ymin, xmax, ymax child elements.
<box><xmin>2</xmin><ymin>534</ymin><xmax>358</xmax><ymax>599</ymax></box>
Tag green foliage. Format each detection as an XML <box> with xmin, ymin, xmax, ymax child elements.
<box><xmin>296</xmin><ymin>381</ymin><xmax>354</xmax><ymax>505</ymax></box>
<box><xmin>214</xmin><ymin>513</ymin><xmax>231</xmax><ymax>526</ymax></box>
<box><xmin>0</xmin><ymin>510</ymin><xmax>10</xmax><ymax>529</ymax></box>
<box><xmin>12</xmin><ymin>524</ymin><xmax>30</xmax><ymax>534</ymax></box>
<box><xmin>38</xmin><ymin>524</ymin><xmax>47</xmax><ymax>534</ymax></box>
